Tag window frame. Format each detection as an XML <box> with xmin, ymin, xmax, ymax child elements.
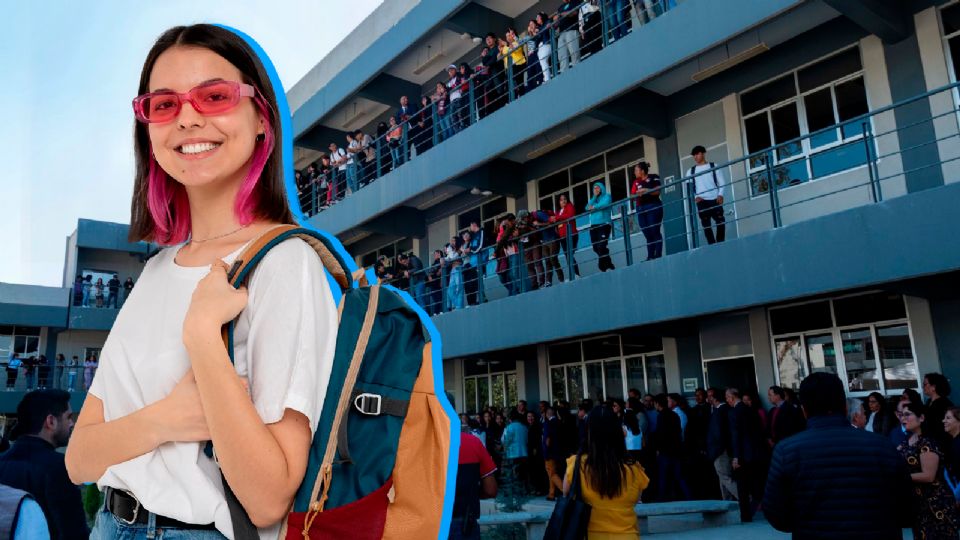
<box><xmin>768</xmin><ymin>293</ymin><xmax>918</xmax><ymax>396</ymax></box>
<box><xmin>462</xmin><ymin>363</ymin><xmax>519</xmax><ymax>414</ymax></box>
<box><xmin>739</xmin><ymin>46</ymin><xmax>873</xmax><ymax>198</ymax></box>
<box><xmin>547</xmin><ymin>334</ymin><xmax>665</xmax><ymax>403</ymax></box>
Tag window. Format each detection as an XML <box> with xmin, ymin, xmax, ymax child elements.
<box><xmin>0</xmin><ymin>326</ymin><xmax>41</xmax><ymax>360</ymax></box>
<box><xmin>457</xmin><ymin>196</ymin><xmax>508</xmax><ymax>247</ymax></box>
<box><xmin>535</xmin><ymin>137</ymin><xmax>646</xmax><ymax>245</ymax></box>
<box><xmin>548</xmin><ymin>334</ymin><xmax>665</xmax><ymax>403</ymax></box>
<box><xmin>769</xmin><ymin>293</ymin><xmax>917</xmax><ymax>395</ymax></box>
<box><xmin>740</xmin><ymin>47</ymin><xmax>871</xmax><ymax>196</ymax></box>
<box><xmin>359</xmin><ymin>238</ymin><xmax>413</xmax><ymax>269</ymax></box>
<box><xmin>942</xmin><ymin>4</ymin><xmax>960</xmax><ymax>90</ymax></box>
<box><xmin>462</xmin><ymin>357</ymin><xmax>518</xmax><ymax>414</ymax></box>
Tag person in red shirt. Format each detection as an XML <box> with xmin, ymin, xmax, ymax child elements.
<box><xmin>450</xmin><ymin>431</ymin><xmax>497</xmax><ymax>540</ymax></box>
<box><xmin>551</xmin><ymin>194</ymin><xmax>581</xmax><ymax>278</ymax></box>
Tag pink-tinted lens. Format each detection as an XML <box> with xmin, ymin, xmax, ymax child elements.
<box><xmin>139</xmin><ymin>93</ymin><xmax>180</xmax><ymax>123</ymax></box>
<box><xmin>189</xmin><ymin>82</ymin><xmax>241</xmax><ymax>115</ymax></box>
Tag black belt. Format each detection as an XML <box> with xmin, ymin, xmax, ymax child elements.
<box><xmin>105</xmin><ymin>487</ymin><xmax>218</xmax><ymax>531</ymax></box>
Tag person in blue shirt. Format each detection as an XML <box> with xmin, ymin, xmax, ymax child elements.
<box><xmin>585</xmin><ymin>182</ymin><xmax>615</xmax><ymax>271</ymax></box>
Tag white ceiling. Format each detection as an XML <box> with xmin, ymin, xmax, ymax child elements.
<box><xmin>500</xmin><ymin>116</ymin><xmax>607</xmax><ymax>163</ymax></box>
<box><xmin>385</xmin><ymin>29</ymin><xmax>481</xmax><ymax>86</ymax></box>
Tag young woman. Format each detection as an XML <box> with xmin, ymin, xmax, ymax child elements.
<box><xmin>898</xmin><ymin>401</ymin><xmax>960</xmax><ymax>538</ymax></box>
<box><xmin>433</xmin><ymin>82</ymin><xmax>454</xmax><ymax>142</ymax></box>
<box><xmin>923</xmin><ymin>372</ymin><xmax>954</xmax><ymax>447</ymax></box>
<box><xmin>65</xmin><ymin>25</ymin><xmax>338</xmax><ymax>539</ymax></box>
<box><xmin>943</xmin><ymin>407</ymin><xmax>960</xmax><ymax>487</ymax></box>
<box><xmin>564</xmin><ymin>406</ymin><xmax>649</xmax><ymax>539</ymax></box>
<box><xmin>631</xmin><ymin>161</ymin><xmax>663</xmax><ymax>260</ymax></box>
<box><xmin>94</xmin><ymin>278</ymin><xmax>105</xmax><ymax>308</ymax></box>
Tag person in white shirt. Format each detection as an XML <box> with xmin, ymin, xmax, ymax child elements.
<box><xmin>345</xmin><ymin>133</ymin><xmax>361</xmax><ymax>194</ymax></box>
<box><xmin>65</xmin><ymin>25</ymin><xmax>338</xmax><ymax>539</ymax></box>
<box><xmin>688</xmin><ymin>145</ymin><xmax>727</xmax><ymax>244</ymax></box>
<box><xmin>328</xmin><ymin>142</ymin><xmax>349</xmax><ymax>196</ymax></box>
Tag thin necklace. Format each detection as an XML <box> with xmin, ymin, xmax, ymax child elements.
<box><xmin>188</xmin><ymin>223</ymin><xmax>250</xmax><ymax>244</ymax></box>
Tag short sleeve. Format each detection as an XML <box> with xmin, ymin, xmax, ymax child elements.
<box><xmin>234</xmin><ymin>239</ymin><xmax>338</xmax><ymax>435</ymax></box>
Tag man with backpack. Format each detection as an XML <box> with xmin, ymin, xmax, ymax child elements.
<box><xmin>689</xmin><ymin>145</ymin><xmax>727</xmax><ymax>244</ymax></box>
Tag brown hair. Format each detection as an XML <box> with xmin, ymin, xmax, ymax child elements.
<box><xmin>128</xmin><ymin>24</ymin><xmax>294</xmax><ymax>244</ymax></box>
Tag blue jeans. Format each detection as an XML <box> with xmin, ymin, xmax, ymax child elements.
<box><xmin>636</xmin><ymin>202</ymin><xmax>664</xmax><ymax>260</ymax></box>
<box><xmin>410</xmin><ymin>281</ymin><xmax>426</xmax><ymax>310</ymax></box>
<box><xmin>606</xmin><ymin>0</ymin><xmax>628</xmax><ymax>40</ymax></box>
<box><xmin>446</xmin><ymin>267</ymin><xmax>465</xmax><ymax>310</ymax></box>
<box><xmin>346</xmin><ymin>162</ymin><xmax>359</xmax><ymax>193</ymax></box>
<box><xmin>90</xmin><ymin>503</ymin><xmax>227</xmax><ymax>539</ymax></box>
<box><xmin>390</xmin><ymin>145</ymin><xmax>403</xmax><ymax>168</ymax></box>
<box><xmin>507</xmin><ymin>254</ymin><xmax>521</xmax><ymax>295</ymax></box>
<box><xmin>438</xmin><ymin>114</ymin><xmax>454</xmax><ymax>142</ymax></box>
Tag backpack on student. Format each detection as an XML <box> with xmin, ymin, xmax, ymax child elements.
<box><xmin>689</xmin><ymin>162</ymin><xmax>720</xmax><ymax>190</ymax></box>
<box><xmin>216</xmin><ymin>224</ymin><xmax>453</xmax><ymax>540</ymax></box>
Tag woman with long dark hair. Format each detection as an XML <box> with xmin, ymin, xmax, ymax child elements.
<box><xmin>65</xmin><ymin>25</ymin><xmax>338</xmax><ymax>539</ymax></box>
<box><xmin>631</xmin><ymin>161</ymin><xmax>663</xmax><ymax>260</ymax></box>
<box><xmin>564</xmin><ymin>406</ymin><xmax>649</xmax><ymax>539</ymax></box>
<box><xmin>898</xmin><ymin>401</ymin><xmax>960</xmax><ymax>538</ymax></box>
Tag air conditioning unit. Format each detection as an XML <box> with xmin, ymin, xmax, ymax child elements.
<box><xmin>692</xmin><ymin>43</ymin><xmax>769</xmax><ymax>82</ymax></box>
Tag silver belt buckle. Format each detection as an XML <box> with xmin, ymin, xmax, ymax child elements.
<box><xmin>118</xmin><ymin>490</ymin><xmax>141</xmax><ymax>525</ymax></box>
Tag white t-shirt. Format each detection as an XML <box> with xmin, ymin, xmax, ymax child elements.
<box><xmin>689</xmin><ymin>162</ymin><xmax>727</xmax><ymax>201</ymax></box>
<box><xmin>89</xmin><ymin>236</ymin><xmax>338</xmax><ymax>540</ymax></box>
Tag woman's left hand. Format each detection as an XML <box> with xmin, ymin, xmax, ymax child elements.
<box><xmin>183</xmin><ymin>260</ymin><xmax>249</xmax><ymax>336</ymax></box>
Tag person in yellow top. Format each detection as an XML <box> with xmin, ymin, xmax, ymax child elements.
<box><xmin>564</xmin><ymin>406</ymin><xmax>650</xmax><ymax>539</ymax></box>
<box><xmin>500</xmin><ymin>28</ymin><xmax>527</xmax><ymax>100</ymax></box>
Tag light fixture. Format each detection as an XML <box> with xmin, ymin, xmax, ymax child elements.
<box><xmin>460</xmin><ymin>32</ymin><xmax>471</xmax><ymax>40</ymax></box>
<box><xmin>481</xmin><ymin>190</ymin><xmax>492</xmax><ymax>196</ymax></box>
<box><xmin>472</xmin><ymin>36</ymin><xmax>482</xmax><ymax>44</ymax></box>
<box><xmin>470</xmin><ymin>187</ymin><xmax>481</xmax><ymax>195</ymax></box>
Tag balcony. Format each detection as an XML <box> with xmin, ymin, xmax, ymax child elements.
<box><xmin>295</xmin><ymin>0</ymin><xmax>811</xmax><ymax>236</ymax></box>
<box><xmin>377</xmin><ymin>83</ymin><xmax>960</xmax><ymax>357</ymax></box>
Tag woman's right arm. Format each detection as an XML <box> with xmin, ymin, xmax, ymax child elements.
<box><xmin>65</xmin><ymin>371</ymin><xmax>212</xmax><ymax>484</ymax></box>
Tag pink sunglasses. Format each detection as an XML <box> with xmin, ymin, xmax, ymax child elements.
<box><xmin>133</xmin><ymin>80</ymin><xmax>259</xmax><ymax>124</ymax></box>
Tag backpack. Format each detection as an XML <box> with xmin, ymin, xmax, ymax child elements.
<box><xmin>689</xmin><ymin>162</ymin><xmax>720</xmax><ymax>192</ymax></box>
<box><xmin>215</xmin><ymin>224</ymin><xmax>454</xmax><ymax>540</ymax></box>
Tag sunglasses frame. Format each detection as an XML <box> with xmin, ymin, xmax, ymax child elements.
<box><xmin>132</xmin><ymin>80</ymin><xmax>258</xmax><ymax>124</ymax></box>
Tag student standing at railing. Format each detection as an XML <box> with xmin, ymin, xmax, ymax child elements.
<box><xmin>580</xmin><ymin>0</ymin><xmax>603</xmax><ymax>58</ymax></box>
<box><xmin>412</xmin><ymin>96</ymin><xmax>434</xmax><ymax>156</ymax></box>
<box><xmin>318</xmin><ymin>154</ymin><xmax>335</xmax><ymax>206</ymax></box>
<box><xmin>460</xmin><ymin>230</ymin><xmax>479</xmax><ymax>306</ymax></box>
<box><xmin>631</xmin><ymin>161</ymin><xmax>664</xmax><ymax>260</ymax></box>
<box><xmin>386</xmin><ymin>117</ymin><xmax>403</xmax><ymax>169</ymax></box>
<box><xmin>426</xmin><ymin>250</ymin><xmax>444</xmax><ymax>315</ymax></box>
<box><xmin>328</xmin><ymin>141</ymin><xmax>348</xmax><ymax>196</ymax></box>
<box><xmin>522</xmin><ymin>23</ymin><xmax>544</xmax><ymax>90</ymax></box>
<box><xmin>5</xmin><ymin>353</ymin><xmax>21</xmax><ymax>390</ymax></box>
<box><xmin>445</xmin><ymin>64</ymin><xmax>464</xmax><ymax>133</ymax></box>
<box><xmin>480</xmin><ymin>33</ymin><xmax>505</xmax><ymax>117</ymax></box>
<box><xmin>355</xmin><ymin>129</ymin><xmax>376</xmax><ymax>187</ymax></box>
<box><xmin>107</xmin><ymin>274</ymin><xmax>121</xmax><ymax>308</ymax></box>
<box><xmin>534</xmin><ymin>12</ymin><xmax>553</xmax><ymax>82</ymax></box>
<box><xmin>55</xmin><ymin>354</ymin><xmax>66</xmax><ymax>390</ymax></box>
<box><xmin>445</xmin><ymin>239</ymin><xmax>466</xmax><ymax>311</ymax></box>
<box><xmin>495</xmin><ymin>215</ymin><xmax>521</xmax><ymax>296</ymax></box>
<box><xmin>604</xmin><ymin>0</ymin><xmax>630</xmax><ymax>42</ymax></box>
<box><xmin>457</xmin><ymin>63</ymin><xmax>475</xmax><ymax>128</ymax></box>
<box><xmin>553</xmin><ymin>193</ymin><xmax>581</xmax><ymax>278</ymax></box>
<box><xmin>532</xmin><ymin>208</ymin><xmax>563</xmax><ymax>286</ymax></box>
<box><xmin>503</xmin><ymin>29</ymin><xmax>527</xmax><ymax>100</ymax></box>
<box><xmin>81</xmin><ymin>275</ymin><xmax>92</xmax><ymax>307</ymax></box>
<box><xmin>66</xmin><ymin>356</ymin><xmax>78</xmax><ymax>392</ymax></box>
<box><xmin>689</xmin><ymin>145</ymin><xmax>727</xmax><ymax>245</ymax></box>
<box><xmin>555</xmin><ymin>2</ymin><xmax>582</xmax><ymax>74</ymax></box>
<box><xmin>345</xmin><ymin>132</ymin><xmax>361</xmax><ymax>194</ymax></box>
<box><xmin>586</xmin><ymin>182</ymin><xmax>616</xmax><ymax>272</ymax></box>
<box><xmin>122</xmin><ymin>276</ymin><xmax>135</xmax><ymax>307</ymax></box>
<box><xmin>94</xmin><ymin>278</ymin><xmax>105</xmax><ymax>308</ymax></box>
<box><xmin>433</xmin><ymin>82</ymin><xmax>454</xmax><ymax>142</ymax></box>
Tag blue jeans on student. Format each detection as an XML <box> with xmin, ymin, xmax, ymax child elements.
<box><xmin>446</xmin><ymin>267</ymin><xmax>465</xmax><ymax>310</ymax></box>
<box><xmin>390</xmin><ymin>144</ymin><xmax>403</xmax><ymax>168</ymax></box>
<box><xmin>507</xmin><ymin>253</ymin><xmax>522</xmax><ymax>295</ymax></box>
<box><xmin>438</xmin><ymin>114</ymin><xmax>455</xmax><ymax>142</ymax></box>
<box><xmin>636</xmin><ymin>202</ymin><xmax>664</xmax><ymax>260</ymax></box>
<box><xmin>606</xmin><ymin>0</ymin><xmax>628</xmax><ymax>40</ymax></box>
<box><xmin>346</xmin><ymin>162</ymin><xmax>359</xmax><ymax>193</ymax></box>
<box><xmin>90</xmin><ymin>503</ymin><xmax>227</xmax><ymax>539</ymax></box>
<box><xmin>410</xmin><ymin>281</ymin><xmax>426</xmax><ymax>310</ymax></box>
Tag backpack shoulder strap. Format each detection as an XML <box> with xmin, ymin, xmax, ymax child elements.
<box><xmin>710</xmin><ymin>162</ymin><xmax>719</xmax><ymax>189</ymax></box>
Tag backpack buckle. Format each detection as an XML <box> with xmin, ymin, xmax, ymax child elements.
<box><xmin>354</xmin><ymin>393</ymin><xmax>382</xmax><ymax>415</ymax></box>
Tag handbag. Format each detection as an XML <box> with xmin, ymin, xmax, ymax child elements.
<box><xmin>544</xmin><ymin>453</ymin><xmax>592</xmax><ymax>540</ymax></box>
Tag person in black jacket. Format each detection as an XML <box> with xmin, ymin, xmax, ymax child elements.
<box><xmin>0</xmin><ymin>390</ymin><xmax>88</xmax><ymax>539</ymax></box>
<box><xmin>764</xmin><ymin>372</ymin><xmax>914</xmax><ymax>539</ymax></box>
<box><xmin>706</xmin><ymin>388</ymin><xmax>736</xmax><ymax>501</ymax></box>
<box><xmin>653</xmin><ymin>393</ymin><xmax>690</xmax><ymax>501</ymax></box>
<box><xmin>726</xmin><ymin>387</ymin><xmax>766</xmax><ymax>522</ymax></box>
<box><xmin>923</xmin><ymin>372</ymin><xmax>954</xmax><ymax>449</ymax></box>
<box><xmin>767</xmin><ymin>385</ymin><xmax>805</xmax><ymax>447</ymax></box>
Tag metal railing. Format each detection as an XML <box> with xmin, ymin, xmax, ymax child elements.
<box><xmin>2</xmin><ymin>364</ymin><xmax>94</xmax><ymax>393</ymax></box>
<box><xmin>377</xmin><ymin>81</ymin><xmax>960</xmax><ymax>314</ymax></box>
<box><xmin>70</xmin><ymin>281</ymin><xmax>133</xmax><ymax>309</ymax></box>
<box><xmin>297</xmin><ymin>0</ymin><xmax>682</xmax><ymax>217</ymax></box>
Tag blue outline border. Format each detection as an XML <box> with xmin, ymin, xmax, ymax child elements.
<box><xmin>219</xmin><ymin>24</ymin><xmax>460</xmax><ymax>539</ymax></box>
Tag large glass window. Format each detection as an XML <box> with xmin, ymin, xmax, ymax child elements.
<box><xmin>741</xmin><ymin>47</ymin><xmax>870</xmax><ymax>196</ymax></box>
<box><xmin>359</xmin><ymin>238</ymin><xmax>413</xmax><ymax>269</ymax></box>
<box><xmin>462</xmin><ymin>357</ymin><xmax>518</xmax><ymax>414</ymax></box>
<box><xmin>0</xmin><ymin>326</ymin><xmax>41</xmax><ymax>359</ymax></box>
<box><xmin>457</xmin><ymin>196</ymin><xmax>508</xmax><ymax>246</ymax></box>
<box><xmin>769</xmin><ymin>293</ymin><xmax>917</xmax><ymax>395</ymax></box>
<box><xmin>548</xmin><ymin>334</ymin><xmax>665</xmax><ymax>403</ymax></box>
<box><xmin>941</xmin><ymin>4</ymin><xmax>960</xmax><ymax>95</ymax></box>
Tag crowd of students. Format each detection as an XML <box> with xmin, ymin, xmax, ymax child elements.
<box><xmin>294</xmin><ymin>0</ymin><xmax>678</xmax><ymax>217</ymax></box>
<box><xmin>3</xmin><ymin>353</ymin><xmax>98</xmax><ymax>392</ymax></box>
<box><xmin>453</xmin><ymin>371</ymin><xmax>960</xmax><ymax>538</ymax></box>
<box><xmin>71</xmin><ymin>274</ymin><xmax>135</xmax><ymax>309</ymax></box>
